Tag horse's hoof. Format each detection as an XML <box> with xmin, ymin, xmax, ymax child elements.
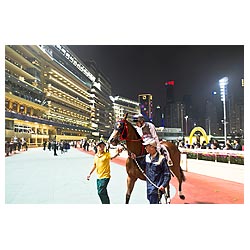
<box><xmin>179</xmin><ymin>195</ymin><xmax>185</xmax><ymax>200</ymax></box>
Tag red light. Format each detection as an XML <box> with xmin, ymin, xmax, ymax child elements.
<box><xmin>165</xmin><ymin>80</ymin><xmax>174</xmax><ymax>86</ymax></box>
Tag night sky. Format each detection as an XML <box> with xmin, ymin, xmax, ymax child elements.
<box><xmin>68</xmin><ymin>45</ymin><xmax>244</xmax><ymax>113</ymax></box>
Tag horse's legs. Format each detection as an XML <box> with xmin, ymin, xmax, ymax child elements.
<box><xmin>126</xmin><ymin>176</ymin><xmax>137</xmax><ymax>204</ymax></box>
<box><xmin>165</xmin><ymin>182</ymin><xmax>171</xmax><ymax>204</ymax></box>
<box><xmin>177</xmin><ymin>168</ymin><xmax>185</xmax><ymax>200</ymax></box>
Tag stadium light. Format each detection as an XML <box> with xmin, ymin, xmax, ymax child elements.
<box><xmin>219</xmin><ymin>77</ymin><xmax>228</xmax><ymax>144</ymax></box>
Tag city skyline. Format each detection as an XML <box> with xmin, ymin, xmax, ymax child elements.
<box><xmin>68</xmin><ymin>45</ymin><xmax>244</xmax><ymax>112</ymax></box>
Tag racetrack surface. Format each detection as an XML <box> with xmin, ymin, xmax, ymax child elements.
<box><xmin>80</xmin><ymin>148</ymin><xmax>244</xmax><ymax>204</ymax></box>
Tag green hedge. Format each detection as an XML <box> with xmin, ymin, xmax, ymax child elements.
<box><xmin>187</xmin><ymin>152</ymin><xmax>197</xmax><ymax>159</ymax></box>
<box><xmin>186</xmin><ymin>152</ymin><xmax>244</xmax><ymax>165</ymax></box>
<box><xmin>217</xmin><ymin>154</ymin><xmax>230</xmax><ymax>163</ymax></box>
<box><xmin>198</xmin><ymin>153</ymin><xmax>215</xmax><ymax>161</ymax></box>
<box><xmin>230</xmin><ymin>155</ymin><xmax>244</xmax><ymax>165</ymax></box>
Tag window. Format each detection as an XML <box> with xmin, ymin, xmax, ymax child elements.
<box><xmin>5</xmin><ymin>100</ymin><xmax>10</xmax><ymax>110</ymax></box>
<box><xmin>12</xmin><ymin>103</ymin><xmax>18</xmax><ymax>112</ymax></box>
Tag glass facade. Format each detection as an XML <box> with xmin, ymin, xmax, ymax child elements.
<box><xmin>5</xmin><ymin>45</ymin><xmax>98</xmax><ymax>146</ymax></box>
<box><xmin>5</xmin><ymin>45</ymin><xmax>141</xmax><ymax>147</ymax></box>
<box><xmin>110</xmin><ymin>96</ymin><xmax>140</xmax><ymax>121</ymax></box>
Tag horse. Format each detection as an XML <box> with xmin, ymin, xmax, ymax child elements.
<box><xmin>108</xmin><ymin>113</ymin><xmax>186</xmax><ymax>204</ymax></box>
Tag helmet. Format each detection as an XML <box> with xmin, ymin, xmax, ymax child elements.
<box><xmin>132</xmin><ymin>114</ymin><xmax>144</xmax><ymax>122</ymax></box>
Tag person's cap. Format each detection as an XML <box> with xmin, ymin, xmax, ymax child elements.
<box><xmin>142</xmin><ymin>138</ymin><xmax>157</xmax><ymax>147</ymax></box>
<box><xmin>96</xmin><ymin>141</ymin><xmax>106</xmax><ymax>147</ymax></box>
<box><xmin>132</xmin><ymin>114</ymin><xmax>144</xmax><ymax>122</ymax></box>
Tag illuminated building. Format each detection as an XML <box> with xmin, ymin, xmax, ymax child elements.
<box><xmin>110</xmin><ymin>96</ymin><xmax>140</xmax><ymax>121</ymax></box>
<box><xmin>84</xmin><ymin>60</ymin><xmax>115</xmax><ymax>138</ymax></box>
<box><xmin>5</xmin><ymin>45</ymin><xmax>108</xmax><ymax>146</ymax></box>
<box><xmin>165</xmin><ymin>80</ymin><xmax>175</xmax><ymax>104</ymax></box>
<box><xmin>153</xmin><ymin>105</ymin><xmax>164</xmax><ymax>127</ymax></box>
<box><xmin>164</xmin><ymin>80</ymin><xmax>175</xmax><ymax>127</ymax></box>
<box><xmin>138</xmin><ymin>94</ymin><xmax>153</xmax><ymax>121</ymax></box>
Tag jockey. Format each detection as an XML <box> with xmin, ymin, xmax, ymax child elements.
<box><xmin>132</xmin><ymin>114</ymin><xmax>173</xmax><ymax>166</ymax></box>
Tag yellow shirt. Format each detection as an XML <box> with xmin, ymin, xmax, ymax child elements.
<box><xmin>94</xmin><ymin>152</ymin><xmax>111</xmax><ymax>179</ymax></box>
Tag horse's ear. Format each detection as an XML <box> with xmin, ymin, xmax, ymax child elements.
<box><xmin>123</xmin><ymin>113</ymin><xmax>128</xmax><ymax>120</ymax></box>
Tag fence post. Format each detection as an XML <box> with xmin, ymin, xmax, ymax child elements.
<box><xmin>180</xmin><ymin>153</ymin><xmax>187</xmax><ymax>171</ymax></box>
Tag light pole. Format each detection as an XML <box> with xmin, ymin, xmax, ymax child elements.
<box><xmin>184</xmin><ymin>115</ymin><xmax>188</xmax><ymax>136</ymax></box>
<box><xmin>219</xmin><ymin>77</ymin><xmax>228</xmax><ymax>145</ymax></box>
<box><xmin>208</xmin><ymin>118</ymin><xmax>211</xmax><ymax>136</ymax></box>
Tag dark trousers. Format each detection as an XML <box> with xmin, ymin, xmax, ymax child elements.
<box><xmin>97</xmin><ymin>178</ymin><xmax>110</xmax><ymax>204</ymax></box>
<box><xmin>147</xmin><ymin>192</ymin><xmax>162</xmax><ymax>204</ymax></box>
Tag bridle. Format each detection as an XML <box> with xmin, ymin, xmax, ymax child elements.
<box><xmin>111</xmin><ymin>119</ymin><xmax>145</xmax><ymax>157</ymax></box>
<box><xmin>114</xmin><ymin>119</ymin><xmax>142</xmax><ymax>143</ymax></box>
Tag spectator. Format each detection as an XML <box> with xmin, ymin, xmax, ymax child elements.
<box><xmin>233</xmin><ymin>138</ymin><xmax>242</xmax><ymax>151</ymax></box>
<box><xmin>86</xmin><ymin>140</ymin><xmax>90</xmax><ymax>151</ymax></box>
<box><xmin>185</xmin><ymin>140</ymin><xmax>190</xmax><ymax>148</ymax></box>
<box><xmin>223</xmin><ymin>139</ymin><xmax>233</xmax><ymax>150</ymax></box>
<box><xmin>43</xmin><ymin>141</ymin><xmax>47</xmax><ymax>151</ymax></box>
<box><xmin>60</xmin><ymin>141</ymin><xmax>64</xmax><ymax>154</ymax></box>
<box><xmin>201</xmin><ymin>140</ymin><xmax>207</xmax><ymax>149</ymax></box>
<box><xmin>211</xmin><ymin>139</ymin><xmax>219</xmax><ymax>149</ymax></box>
<box><xmin>48</xmin><ymin>141</ymin><xmax>52</xmax><ymax>151</ymax></box>
<box><xmin>52</xmin><ymin>140</ymin><xmax>58</xmax><ymax>156</ymax></box>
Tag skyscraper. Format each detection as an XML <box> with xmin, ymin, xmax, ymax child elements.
<box><xmin>164</xmin><ymin>80</ymin><xmax>175</xmax><ymax>127</ymax></box>
<box><xmin>165</xmin><ymin>80</ymin><xmax>175</xmax><ymax>103</ymax></box>
<box><xmin>138</xmin><ymin>94</ymin><xmax>153</xmax><ymax>122</ymax></box>
<box><xmin>153</xmin><ymin>105</ymin><xmax>164</xmax><ymax>127</ymax></box>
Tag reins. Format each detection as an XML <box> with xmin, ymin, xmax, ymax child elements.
<box><xmin>120</xmin><ymin>143</ymin><xmax>154</xmax><ymax>184</ymax></box>
<box><xmin>120</xmin><ymin>121</ymin><xmax>142</xmax><ymax>142</ymax></box>
<box><xmin>118</xmin><ymin>120</ymin><xmax>144</xmax><ymax>156</ymax></box>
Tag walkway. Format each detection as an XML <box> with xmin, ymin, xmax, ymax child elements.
<box><xmin>5</xmin><ymin>147</ymin><xmax>244</xmax><ymax>204</ymax></box>
<box><xmin>5</xmin><ymin>147</ymin><xmax>148</xmax><ymax>204</ymax></box>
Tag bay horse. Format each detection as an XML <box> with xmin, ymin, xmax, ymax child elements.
<box><xmin>108</xmin><ymin>113</ymin><xmax>186</xmax><ymax>204</ymax></box>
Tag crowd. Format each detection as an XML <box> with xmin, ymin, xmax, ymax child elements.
<box><xmin>43</xmin><ymin>140</ymin><xmax>71</xmax><ymax>156</ymax></box>
<box><xmin>5</xmin><ymin>137</ymin><xmax>28</xmax><ymax>156</ymax></box>
<box><xmin>42</xmin><ymin>138</ymin><xmax>98</xmax><ymax>156</ymax></box>
<box><xmin>178</xmin><ymin>138</ymin><xmax>243</xmax><ymax>151</ymax></box>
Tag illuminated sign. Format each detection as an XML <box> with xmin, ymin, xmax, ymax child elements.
<box><xmin>54</xmin><ymin>45</ymin><xmax>96</xmax><ymax>82</ymax></box>
<box><xmin>165</xmin><ymin>80</ymin><xmax>175</xmax><ymax>86</ymax></box>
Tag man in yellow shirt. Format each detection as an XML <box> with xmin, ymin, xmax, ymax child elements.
<box><xmin>87</xmin><ymin>141</ymin><xmax>122</xmax><ymax>204</ymax></box>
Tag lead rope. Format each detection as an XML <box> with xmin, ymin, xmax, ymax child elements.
<box><xmin>120</xmin><ymin>143</ymin><xmax>170</xmax><ymax>204</ymax></box>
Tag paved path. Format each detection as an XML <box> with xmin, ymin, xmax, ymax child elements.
<box><xmin>5</xmin><ymin>147</ymin><xmax>243</xmax><ymax>204</ymax></box>
<box><xmin>5</xmin><ymin>148</ymin><xmax>175</xmax><ymax>204</ymax></box>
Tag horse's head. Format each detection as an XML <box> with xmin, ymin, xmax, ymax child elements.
<box><xmin>107</xmin><ymin>114</ymin><xmax>128</xmax><ymax>146</ymax></box>
<box><xmin>107</xmin><ymin>113</ymin><xmax>142</xmax><ymax>148</ymax></box>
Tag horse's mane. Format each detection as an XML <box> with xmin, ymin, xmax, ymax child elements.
<box><xmin>126</xmin><ymin>120</ymin><xmax>142</xmax><ymax>142</ymax></box>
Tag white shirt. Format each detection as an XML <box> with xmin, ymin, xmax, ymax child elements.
<box><xmin>135</xmin><ymin>122</ymin><xmax>161</xmax><ymax>151</ymax></box>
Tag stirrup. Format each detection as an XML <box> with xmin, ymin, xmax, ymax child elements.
<box><xmin>168</xmin><ymin>160</ymin><xmax>173</xmax><ymax>166</ymax></box>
